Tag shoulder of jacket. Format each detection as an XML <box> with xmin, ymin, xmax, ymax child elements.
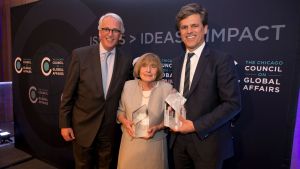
<box><xmin>158</xmin><ymin>80</ymin><xmax>173</xmax><ymax>91</ymax></box>
<box><xmin>72</xmin><ymin>45</ymin><xmax>97</xmax><ymax>59</ymax></box>
<box><xmin>124</xmin><ymin>79</ymin><xmax>138</xmax><ymax>88</ymax></box>
<box><xmin>117</xmin><ymin>48</ymin><xmax>133</xmax><ymax>63</ymax></box>
<box><xmin>73</xmin><ymin>45</ymin><xmax>96</xmax><ymax>52</ymax></box>
<box><xmin>173</xmin><ymin>54</ymin><xmax>184</xmax><ymax>62</ymax></box>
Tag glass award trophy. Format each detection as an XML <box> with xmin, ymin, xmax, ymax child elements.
<box><xmin>132</xmin><ymin>105</ymin><xmax>149</xmax><ymax>138</ymax></box>
<box><xmin>164</xmin><ymin>92</ymin><xmax>186</xmax><ymax>130</ymax></box>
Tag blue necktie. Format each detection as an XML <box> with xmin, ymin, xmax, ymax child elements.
<box><xmin>183</xmin><ymin>53</ymin><xmax>194</xmax><ymax>98</ymax></box>
<box><xmin>101</xmin><ymin>52</ymin><xmax>111</xmax><ymax>97</ymax></box>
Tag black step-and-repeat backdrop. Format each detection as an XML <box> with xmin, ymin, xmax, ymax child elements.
<box><xmin>12</xmin><ymin>0</ymin><xmax>300</xmax><ymax>169</ymax></box>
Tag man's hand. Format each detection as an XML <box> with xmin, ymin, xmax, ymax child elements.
<box><xmin>171</xmin><ymin>115</ymin><xmax>195</xmax><ymax>134</ymax></box>
<box><xmin>61</xmin><ymin>128</ymin><xmax>75</xmax><ymax>141</ymax></box>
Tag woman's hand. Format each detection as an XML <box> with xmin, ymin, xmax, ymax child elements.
<box><xmin>123</xmin><ymin>118</ymin><xmax>135</xmax><ymax>137</ymax></box>
<box><xmin>143</xmin><ymin>123</ymin><xmax>164</xmax><ymax>139</ymax></box>
<box><xmin>118</xmin><ymin>114</ymin><xmax>135</xmax><ymax>137</ymax></box>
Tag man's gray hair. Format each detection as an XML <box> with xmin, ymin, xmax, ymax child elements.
<box><xmin>98</xmin><ymin>13</ymin><xmax>125</xmax><ymax>34</ymax></box>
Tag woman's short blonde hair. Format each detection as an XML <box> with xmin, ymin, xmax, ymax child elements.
<box><xmin>133</xmin><ymin>53</ymin><xmax>164</xmax><ymax>81</ymax></box>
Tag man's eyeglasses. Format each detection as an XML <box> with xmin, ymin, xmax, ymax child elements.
<box><xmin>100</xmin><ymin>27</ymin><xmax>121</xmax><ymax>34</ymax></box>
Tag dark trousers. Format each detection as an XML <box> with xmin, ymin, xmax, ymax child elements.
<box><xmin>173</xmin><ymin>134</ymin><xmax>223</xmax><ymax>169</ymax></box>
<box><xmin>73</xmin><ymin>127</ymin><xmax>114</xmax><ymax>169</ymax></box>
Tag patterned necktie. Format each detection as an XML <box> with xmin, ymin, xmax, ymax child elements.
<box><xmin>101</xmin><ymin>52</ymin><xmax>111</xmax><ymax>97</ymax></box>
<box><xmin>183</xmin><ymin>52</ymin><xmax>194</xmax><ymax>98</ymax></box>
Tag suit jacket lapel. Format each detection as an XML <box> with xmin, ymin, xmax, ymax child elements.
<box><xmin>90</xmin><ymin>45</ymin><xmax>104</xmax><ymax>95</ymax></box>
<box><xmin>106</xmin><ymin>48</ymin><xmax>121</xmax><ymax>99</ymax></box>
<box><xmin>188</xmin><ymin>46</ymin><xmax>210</xmax><ymax>98</ymax></box>
<box><xmin>173</xmin><ymin>56</ymin><xmax>184</xmax><ymax>90</ymax></box>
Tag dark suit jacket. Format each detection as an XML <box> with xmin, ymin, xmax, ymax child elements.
<box><xmin>59</xmin><ymin>44</ymin><xmax>132</xmax><ymax>147</ymax></box>
<box><xmin>171</xmin><ymin>45</ymin><xmax>241</xmax><ymax>161</ymax></box>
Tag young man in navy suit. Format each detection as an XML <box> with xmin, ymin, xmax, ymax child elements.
<box><xmin>170</xmin><ymin>3</ymin><xmax>241</xmax><ymax>169</ymax></box>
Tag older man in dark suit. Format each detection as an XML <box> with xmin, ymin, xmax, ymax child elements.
<box><xmin>59</xmin><ymin>13</ymin><xmax>132</xmax><ymax>169</ymax></box>
<box><xmin>170</xmin><ymin>3</ymin><xmax>242</xmax><ymax>169</ymax></box>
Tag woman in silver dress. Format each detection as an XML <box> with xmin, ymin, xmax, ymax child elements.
<box><xmin>117</xmin><ymin>53</ymin><xmax>172</xmax><ymax>169</ymax></box>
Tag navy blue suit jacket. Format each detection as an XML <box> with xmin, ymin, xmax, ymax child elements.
<box><xmin>171</xmin><ymin>45</ymin><xmax>241</xmax><ymax>161</ymax></box>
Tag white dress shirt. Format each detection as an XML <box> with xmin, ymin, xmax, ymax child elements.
<box><xmin>179</xmin><ymin>42</ymin><xmax>205</xmax><ymax>95</ymax></box>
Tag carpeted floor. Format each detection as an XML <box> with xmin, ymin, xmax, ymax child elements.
<box><xmin>0</xmin><ymin>144</ymin><xmax>32</xmax><ymax>168</ymax></box>
<box><xmin>6</xmin><ymin>159</ymin><xmax>57</xmax><ymax>169</ymax></box>
<box><xmin>0</xmin><ymin>144</ymin><xmax>57</xmax><ymax>169</ymax></box>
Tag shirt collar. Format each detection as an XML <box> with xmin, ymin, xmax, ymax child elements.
<box><xmin>185</xmin><ymin>42</ymin><xmax>205</xmax><ymax>58</ymax></box>
<box><xmin>99</xmin><ymin>42</ymin><xmax>116</xmax><ymax>55</ymax></box>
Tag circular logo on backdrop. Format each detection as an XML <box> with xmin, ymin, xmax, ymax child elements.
<box><xmin>14</xmin><ymin>57</ymin><xmax>23</xmax><ymax>73</ymax></box>
<box><xmin>41</xmin><ymin>57</ymin><xmax>52</xmax><ymax>76</ymax></box>
<box><xmin>28</xmin><ymin>86</ymin><xmax>38</xmax><ymax>103</ymax></box>
<box><xmin>10</xmin><ymin>0</ymin><xmax>96</xmax><ymax>161</ymax></box>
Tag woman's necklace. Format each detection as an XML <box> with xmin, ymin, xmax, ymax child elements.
<box><xmin>139</xmin><ymin>80</ymin><xmax>156</xmax><ymax>98</ymax></box>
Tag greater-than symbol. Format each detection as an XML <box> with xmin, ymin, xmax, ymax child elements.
<box><xmin>130</xmin><ymin>35</ymin><xmax>136</xmax><ymax>43</ymax></box>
